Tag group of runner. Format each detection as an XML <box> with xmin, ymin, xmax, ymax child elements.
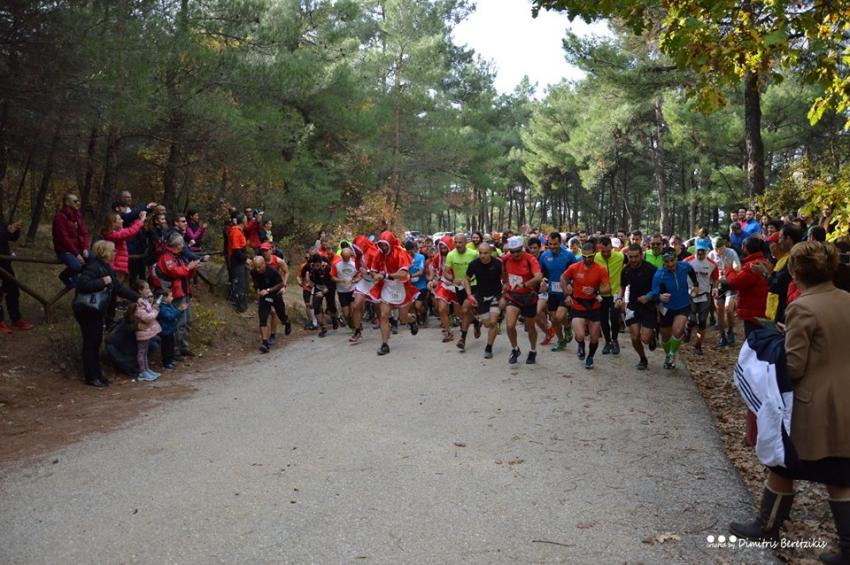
<box><xmin>261</xmin><ymin>226</ymin><xmax>755</xmax><ymax>371</ymax></box>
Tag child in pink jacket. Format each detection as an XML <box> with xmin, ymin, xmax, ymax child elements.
<box><xmin>129</xmin><ymin>281</ymin><xmax>161</xmax><ymax>382</ymax></box>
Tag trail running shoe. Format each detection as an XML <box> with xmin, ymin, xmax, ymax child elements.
<box><xmin>268</xmin><ymin>334</ymin><xmax>277</xmax><ymax>345</ymax></box>
<box><xmin>612</xmin><ymin>340</ymin><xmax>620</xmax><ymax>355</ymax></box>
<box><xmin>409</xmin><ymin>321</ymin><xmax>419</xmax><ymax>336</ymax></box>
<box><xmin>349</xmin><ymin>329</ymin><xmax>362</xmax><ymax>344</ymax></box>
<box><xmin>508</xmin><ymin>348</ymin><xmax>521</xmax><ymax>365</ymax></box>
<box><xmin>541</xmin><ymin>327</ymin><xmax>555</xmax><ymax>346</ymax></box>
<box><xmin>602</xmin><ymin>342</ymin><xmax>612</xmax><ymax>355</ymax></box>
<box><xmin>484</xmin><ymin>347</ymin><xmax>493</xmax><ymax>359</ymax></box>
<box><xmin>636</xmin><ymin>358</ymin><xmax>648</xmax><ymax>371</ymax></box>
<box><xmin>526</xmin><ymin>351</ymin><xmax>537</xmax><ymax>365</ymax></box>
<box><xmin>663</xmin><ymin>353</ymin><xmax>674</xmax><ymax>369</ymax></box>
<box><xmin>456</xmin><ymin>337</ymin><xmax>466</xmax><ymax>351</ymax></box>
<box><xmin>718</xmin><ymin>335</ymin><xmax>730</xmax><ymax>348</ymax></box>
<box><xmin>474</xmin><ymin>320</ymin><xmax>482</xmax><ymax>339</ymax></box>
<box><xmin>564</xmin><ymin>326</ymin><xmax>573</xmax><ymax>343</ymax></box>
<box><xmin>377</xmin><ymin>343</ymin><xmax>390</xmax><ymax>356</ymax></box>
<box><xmin>318</xmin><ymin>327</ymin><xmax>327</xmax><ymax>338</ymax></box>
<box><xmin>552</xmin><ymin>339</ymin><xmax>568</xmax><ymax>352</ymax></box>
<box><xmin>649</xmin><ymin>333</ymin><xmax>657</xmax><ymax>351</ymax></box>
<box><xmin>584</xmin><ymin>356</ymin><xmax>594</xmax><ymax>369</ymax></box>
<box><xmin>577</xmin><ymin>343</ymin><xmax>586</xmax><ymax>360</ymax></box>
<box><xmin>259</xmin><ymin>343</ymin><xmax>269</xmax><ymax>354</ymax></box>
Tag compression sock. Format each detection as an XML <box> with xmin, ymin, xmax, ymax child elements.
<box><xmin>588</xmin><ymin>342</ymin><xmax>598</xmax><ymax>358</ymax></box>
<box><xmin>662</xmin><ymin>339</ymin><xmax>671</xmax><ymax>354</ymax></box>
<box><xmin>669</xmin><ymin>337</ymin><xmax>682</xmax><ymax>355</ymax></box>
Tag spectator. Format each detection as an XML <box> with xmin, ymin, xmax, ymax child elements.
<box><xmin>244</xmin><ymin>207</ymin><xmax>263</xmax><ymax>252</ymax></box>
<box><xmin>144</xmin><ymin>212</ymin><xmax>169</xmax><ymax>269</ymax></box>
<box><xmin>259</xmin><ymin>218</ymin><xmax>273</xmax><ymax>245</ymax></box>
<box><xmin>741</xmin><ymin>209</ymin><xmax>764</xmax><ymax>237</ymax></box>
<box><xmin>73</xmin><ymin>240</ymin><xmax>141</xmax><ymax>388</ymax></box>
<box><xmin>807</xmin><ymin>225</ymin><xmax>827</xmax><ymax>242</ymax></box>
<box><xmin>167</xmin><ymin>214</ymin><xmax>206</xmax><ymax>264</ymax></box>
<box><xmin>116</xmin><ymin>191</ymin><xmax>157</xmax><ymax>283</ymax></box>
<box><xmin>730</xmin><ymin>241</ymin><xmax>850</xmax><ymax>564</ymax></box>
<box><xmin>128</xmin><ymin>280</ymin><xmax>161</xmax><ymax>382</ymax></box>
<box><xmin>53</xmin><ymin>193</ymin><xmax>90</xmax><ymax>288</ymax></box>
<box><xmin>725</xmin><ymin>237</ymin><xmax>771</xmax><ymax>337</ymax></box>
<box><xmin>156</xmin><ymin>233</ymin><xmax>200</xmax><ymax>358</ymax></box>
<box><xmin>728</xmin><ymin>222</ymin><xmax>745</xmax><ymax>255</ymax></box>
<box><xmin>156</xmin><ymin>289</ymin><xmax>182</xmax><ymax>370</ymax></box>
<box><xmin>0</xmin><ymin>217</ymin><xmax>33</xmax><ymax>333</ymax></box>
<box><xmin>100</xmin><ymin>211</ymin><xmax>146</xmax><ymax>285</ymax></box>
<box><xmin>228</xmin><ymin>213</ymin><xmax>249</xmax><ymax>312</ymax></box>
<box><xmin>757</xmin><ymin>225</ymin><xmax>803</xmax><ymax>324</ymax></box>
<box><xmin>185</xmin><ymin>209</ymin><xmax>206</xmax><ymax>253</ymax></box>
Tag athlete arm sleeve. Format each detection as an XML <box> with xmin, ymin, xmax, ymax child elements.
<box><xmin>687</xmin><ymin>265</ymin><xmax>698</xmax><ymax>286</ymax></box>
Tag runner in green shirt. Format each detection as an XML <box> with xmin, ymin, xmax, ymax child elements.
<box><xmin>644</xmin><ymin>234</ymin><xmax>665</xmax><ymax>269</ymax></box>
<box><xmin>595</xmin><ymin>236</ymin><xmax>626</xmax><ymax>354</ymax></box>
<box><xmin>445</xmin><ymin>233</ymin><xmax>481</xmax><ymax>350</ymax></box>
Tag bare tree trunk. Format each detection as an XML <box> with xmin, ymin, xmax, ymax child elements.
<box><xmin>26</xmin><ymin>117</ymin><xmax>63</xmax><ymax>244</ymax></box>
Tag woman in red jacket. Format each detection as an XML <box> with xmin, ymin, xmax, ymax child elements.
<box><xmin>724</xmin><ymin>236</ymin><xmax>772</xmax><ymax>448</ymax></box>
<box><xmin>101</xmin><ymin>211</ymin><xmax>146</xmax><ymax>285</ymax></box>
<box><xmin>725</xmin><ymin>237</ymin><xmax>771</xmax><ymax>337</ymax></box>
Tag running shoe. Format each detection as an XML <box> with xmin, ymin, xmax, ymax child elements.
<box><xmin>348</xmin><ymin>329</ymin><xmax>362</xmax><ymax>344</ymax></box>
<box><xmin>484</xmin><ymin>346</ymin><xmax>493</xmax><ymax>359</ymax></box>
<box><xmin>551</xmin><ymin>339</ymin><xmax>568</xmax><ymax>352</ymax></box>
<box><xmin>526</xmin><ymin>351</ymin><xmax>537</xmax><ymax>365</ymax></box>
<box><xmin>259</xmin><ymin>343</ymin><xmax>270</xmax><ymax>353</ymax></box>
<box><xmin>268</xmin><ymin>334</ymin><xmax>277</xmax><ymax>345</ymax></box>
<box><xmin>563</xmin><ymin>326</ymin><xmax>573</xmax><ymax>343</ymax></box>
<box><xmin>726</xmin><ymin>329</ymin><xmax>736</xmax><ymax>345</ymax></box>
<box><xmin>636</xmin><ymin>358</ymin><xmax>648</xmax><ymax>371</ymax></box>
<box><xmin>602</xmin><ymin>342</ymin><xmax>612</xmax><ymax>355</ymax></box>
<box><xmin>442</xmin><ymin>332</ymin><xmax>454</xmax><ymax>343</ymax></box>
<box><xmin>649</xmin><ymin>333</ymin><xmax>657</xmax><ymax>351</ymax></box>
<box><xmin>456</xmin><ymin>338</ymin><xmax>466</xmax><ymax>351</ymax></box>
<box><xmin>473</xmin><ymin>320</ymin><xmax>482</xmax><ymax>340</ymax></box>
<box><xmin>577</xmin><ymin>343</ymin><xmax>586</xmax><ymax>360</ymax></box>
<box><xmin>377</xmin><ymin>343</ymin><xmax>390</xmax><ymax>356</ymax></box>
<box><xmin>611</xmin><ymin>340</ymin><xmax>620</xmax><ymax>355</ymax></box>
<box><xmin>718</xmin><ymin>335</ymin><xmax>730</xmax><ymax>348</ymax></box>
<box><xmin>694</xmin><ymin>344</ymin><xmax>704</xmax><ymax>355</ymax></box>
<box><xmin>663</xmin><ymin>353</ymin><xmax>674</xmax><ymax>369</ymax></box>
<box><xmin>318</xmin><ymin>327</ymin><xmax>327</xmax><ymax>338</ymax></box>
<box><xmin>409</xmin><ymin>321</ymin><xmax>419</xmax><ymax>336</ymax></box>
<box><xmin>508</xmin><ymin>348</ymin><xmax>521</xmax><ymax>364</ymax></box>
<box><xmin>541</xmin><ymin>326</ymin><xmax>556</xmax><ymax>346</ymax></box>
<box><xmin>584</xmin><ymin>356</ymin><xmax>594</xmax><ymax>370</ymax></box>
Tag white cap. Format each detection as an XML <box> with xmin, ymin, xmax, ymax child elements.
<box><xmin>611</xmin><ymin>237</ymin><xmax>622</xmax><ymax>249</ymax></box>
<box><xmin>507</xmin><ymin>236</ymin><xmax>525</xmax><ymax>250</ymax></box>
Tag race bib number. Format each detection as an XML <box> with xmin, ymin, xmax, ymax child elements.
<box><xmin>338</xmin><ymin>278</ymin><xmax>353</xmax><ymax>292</ymax></box>
<box><xmin>508</xmin><ymin>274</ymin><xmax>524</xmax><ymax>287</ymax></box>
<box><xmin>624</xmin><ymin>308</ymin><xmax>635</xmax><ymax>321</ymax></box>
<box><xmin>411</xmin><ymin>276</ymin><xmax>420</xmax><ymax>283</ymax></box>
<box><xmin>549</xmin><ymin>281</ymin><xmax>562</xmax><ymax>293</ymax></box>
<box><xmin>381</xmin><ymin>279</ymin><xmax>406</xmax><ymax>304</ymax></box>
<box><xmin>264</xmin><ymin>297</ymin><xmax>274</xmax><ymax>304</ymax></box>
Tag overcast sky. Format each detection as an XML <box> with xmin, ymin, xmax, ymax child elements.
<box><xmin>452</xmin><ymin>0</ymin><xmax>609</xmax><ymax>97</ymax></box>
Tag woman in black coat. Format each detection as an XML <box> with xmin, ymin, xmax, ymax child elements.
<box><xmin>73</xmin><ymin>240</ymin><xmax>141</xmax><ymax>387</ymax></box>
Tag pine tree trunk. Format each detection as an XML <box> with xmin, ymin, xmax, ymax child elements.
<box><xmin>652</xmin><ymin>97</ymin><xmax>670</xmax><ymax>235</ymax></box>
<box><xmin>26</xmin><ymin>117</ymin><xmax>63</xmax><ymax>244</ymax></box>
<box><xmin>80</xmin><ymin>123</ymin><xmax>98</xmax><ymax>215</ymax></box>
<box><xmin>163</xmin><ymin>142</ymin><xmax>180</xmax><ymax>212</ymax></box>
<box><xmin>744</xmin><ymin>71</ymin><xmax>765</xmax><ymax>197</ymax></box>
<box><xmin>96</xmin><ymin>125</ymin><xmax>120</xmax><ymax>222</ymax></box>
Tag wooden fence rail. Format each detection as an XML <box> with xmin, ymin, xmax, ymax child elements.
<box><xmin>0</xmin><ymin>251</ymin><xmax>224</xmax><ymax>322</ymax></box>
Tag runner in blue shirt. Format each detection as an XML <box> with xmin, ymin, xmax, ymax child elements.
<box><xmin>647</xmin><ymin>251</ymin><xmax>699</xmax><ymax>369</ymax></box>
<box><xmin>539</xmin><ymin>232</ymin><xmax>578</xmax><ymax>351</ymax></box>
<box><xmin>405</xmin><ymin>240</ymin><xmax>428</xmax><ymax>324</ymax></box>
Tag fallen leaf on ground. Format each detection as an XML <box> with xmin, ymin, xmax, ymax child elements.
<box><xmin>642</xmin><ymin>532</ymin><xmax>681</xmax><ymax>544</ymax></box>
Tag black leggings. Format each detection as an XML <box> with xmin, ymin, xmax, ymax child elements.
<box><xmin>259</xmin><ymin>295</ymin><xmax>287</xmax><ymax>327</ymax></box>
<box><xmin>0</xmin><ymin>262</ymin><xmax>22</xmax><ymax>322</ymax></box>
<box><xmin>74</xmin><ymin>309</ymin><xmax>105</xmax><ymax>382</ymax></box>
<box><xmin>600</xmin><ymin>296</ymin><xmax>621</xmax><ymax>342</ymax></box>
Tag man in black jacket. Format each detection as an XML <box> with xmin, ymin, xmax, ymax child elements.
<box><xmin>0</xmin><ymin>217</ymin><xmax>33</xmax><ymax>333</ymax></box>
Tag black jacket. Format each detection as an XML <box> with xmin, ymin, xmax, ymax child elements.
<box><xmin>0</xmin><ymin>218</ymin><xmax>20</xmax><ymax>265</ymax></box>
<box><xmin>75</xmin><ymin>258</ymin><xmax>140</xmax><ymax>307</ymax></box>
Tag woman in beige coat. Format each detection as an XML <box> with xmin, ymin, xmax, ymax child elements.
<box><xmin>731</xmin><ymin>241</ymin><xmax>850</xmax><ymax>564</ymax></box>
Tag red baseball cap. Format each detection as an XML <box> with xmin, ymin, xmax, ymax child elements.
<box><xmin>260</xmin><ymin>242</ymin><xmax>273</xmax><ymax>250</ymax></box>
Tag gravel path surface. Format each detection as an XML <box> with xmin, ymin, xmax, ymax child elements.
<box><xmin>0</xmin><ymin>327</ymin><xmax>776</xmax><ymax>563</ymax></box>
